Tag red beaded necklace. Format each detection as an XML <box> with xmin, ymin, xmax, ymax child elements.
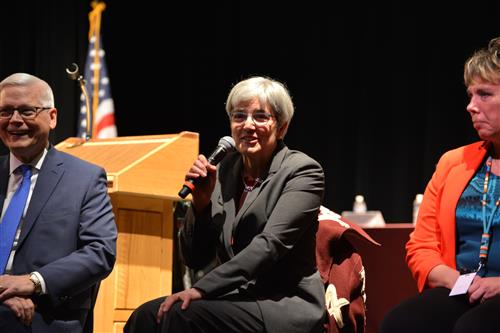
<box><xmin>243</xmin><ymin>175</ymin><xmax>262</xmax><ymax>192</ymax></box>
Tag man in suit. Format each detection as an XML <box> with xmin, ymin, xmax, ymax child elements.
<box><xmin>0</xmin><ymin>73</ymin><xmax>117</xmax><ymax>333</ymax></box>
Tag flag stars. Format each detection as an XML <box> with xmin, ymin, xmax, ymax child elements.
<box><xmin>90</xmin><ymin>63</ymin><xmax>102</xmax><ymax>71</ymax></box>
<box><xmin>89</xmin><ymin>49</ymin><xmax>105</xmax><ymax>58</ymax></box>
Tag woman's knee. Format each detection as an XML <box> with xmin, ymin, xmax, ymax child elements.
<box><xmin>453</xmin><ymin>296</ymin><xmax>500</xmax><ymax>333</ymax></box>
<box><xmin>124</xmin><ymin>297</ymin><xmax>165</xmax><ymax>333</ymax></box>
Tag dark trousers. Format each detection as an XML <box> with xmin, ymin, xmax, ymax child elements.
<box><xmin>0</xmin><ymin>305</ymin><xmax>29</xmax><ymax>332</ymax></box>
<box><xmin>380</xmin><ymin>287</ymin><xmax>500</xmax><ymax>333</ymax></box>
<box><xmin>124</xmin><ymin>295</ymin><xmax>265</xmax><ymax>333</ymax></box>
<box><xmin>0</xmin><ymin>305</ymin><xmax>84</xmax><ymax>333</ymax></box>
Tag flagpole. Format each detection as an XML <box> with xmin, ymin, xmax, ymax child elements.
<box><xmin>89</xmin><ymin>1</ymin><xmax>106</xmax><ymax>139</ymax></box>
<box><xmin>67</xmin><ymin>0</ymin><xmax>115</xmax><ymax>143</ymax></box>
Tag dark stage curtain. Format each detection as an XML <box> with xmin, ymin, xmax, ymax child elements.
<box><xmin>1</xmin><ymin>0</ymin><xmax>497</xmax><ymax>222</ymax></box>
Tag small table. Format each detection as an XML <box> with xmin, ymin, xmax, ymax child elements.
<box><xmin>357</xmin><ymin>223</ymin><xmax>418</xmax><ymax>333</ymax></box>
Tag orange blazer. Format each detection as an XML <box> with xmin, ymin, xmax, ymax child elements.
<box><xmin>406</xmin><ymin>141</ymin><xmax>489</xmax><ymax>291</ymax></box>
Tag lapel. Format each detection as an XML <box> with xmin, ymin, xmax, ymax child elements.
<box><xmin>0</xmin><ymin>156</ymin><xmax>9</xmax><ymax>213</ymax></box>
<box><xmin>221</xmin><ymin>154</ymin><xmax>241</xmax><ymax>255</ymax></box>
<box><xmin>223</xmin><ymin>142</ymin><xmax>289</xmax><ymax>253</ymax></box>
<box><xmin>17</xmin><ymin>148</ymin><xmax>65</xmax><ymax>248</ymax></box>
<box><xmin>440</xmin><ymin>141</ymin><xmax>489</xmax><ymax>259</ymax></box>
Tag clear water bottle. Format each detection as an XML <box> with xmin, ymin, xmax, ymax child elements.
<box><xmin>412</xmin><ymin>194</ymin><xmax>423</xmax><ymax>225</ymax></box>
<box><xmin>353</xmin><ymin>195</ymin><xmax>367</xmax><ymax>213</ymax></box>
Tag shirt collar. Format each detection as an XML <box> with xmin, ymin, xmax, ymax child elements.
<box><xmin>9</xmin><ymin>149</ymin><xmax>48</xmax><ymax>175</ymax></box>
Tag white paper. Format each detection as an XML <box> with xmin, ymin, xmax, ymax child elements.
<box><xmin>449</xmin><ymin>272</ymin><xmax>476</xmax><ymax>296</ymax></box>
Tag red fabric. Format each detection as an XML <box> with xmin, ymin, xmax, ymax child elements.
<box><xmin>316</xmin><ymin>207</ymin><xmax>380</xmax><ymax>333</ymax></box>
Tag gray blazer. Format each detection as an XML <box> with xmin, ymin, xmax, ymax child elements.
<box><xmin>181</xmin><ymin>141</ymin><xmax>325</xmax><ymax>333</ymax></box>
<box><xmin>0</xmin><ymin>147</ymin><xmax>117</xmax><ymax>333</ymax></box>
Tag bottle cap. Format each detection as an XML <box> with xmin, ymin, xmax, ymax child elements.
<box><xmin>355</xmin><ymin>195</ymin><xmax>364</xmax><ymax>203</ymax></box>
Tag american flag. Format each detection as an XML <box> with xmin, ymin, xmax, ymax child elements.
<box><xmin>77</xmin><ymin>2</ymin><xmax>117</xmax><ymax>139</ymax></box>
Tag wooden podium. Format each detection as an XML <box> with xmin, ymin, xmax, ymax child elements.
<box><xmin>55</xmin><ymin>131</ymin><xmax>199</xmax><ymax>333</ymax></box>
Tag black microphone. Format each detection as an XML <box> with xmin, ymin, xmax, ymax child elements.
<box><xmin>178</xmin><ymin>136</ymin><xmax>236</xmax><ymax>199</ymax></box>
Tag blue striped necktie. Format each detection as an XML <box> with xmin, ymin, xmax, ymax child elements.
<box><xmin>0</xmin><ymin>165</ymin><xmax>32</xmax><ymax>274</ymax></box>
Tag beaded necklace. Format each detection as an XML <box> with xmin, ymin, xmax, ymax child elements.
<box><xmin>243</xmin><ymin>176</ymin><xmax>262</xmax><ymax>192</ymax></box>
<box><xmin>479</xmin><ymin>156</ymin><xmax>500</xmax><ymax>269</ymax></box>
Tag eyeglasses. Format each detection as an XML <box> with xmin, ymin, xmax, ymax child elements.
<box><xmin>0</xmin><ymin>106</ymin><xmax>51</xmax><ymax>120</ymax></box>
<box><xmin>230</xmin><ymin>110</ymin><xmax>274</xmax><ymax>126</ymax></box>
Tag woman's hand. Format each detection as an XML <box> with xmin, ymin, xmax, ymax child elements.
<box><xmin>156</xmin><ymin>288</ymin><xmax>204</xmax><ymax>323</ymax></box>
<box><xmin>468</xmin><ymin>276</ymin><xmax>500</xmax><ymax>304</ymax></box>
<box><xmin>427</xmin><ymin>264</ymin><xmax>460</xmax><ymax>289</ymax></box>
<box><xmin>185</xmin><ymin>155</ymin><xmax>217</xmax><ymax>212</ymax></box>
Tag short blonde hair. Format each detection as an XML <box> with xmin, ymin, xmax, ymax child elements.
<box><xmin>464</xmin><ymin>37</ymin><xmax>500</xmax><ymax>86</ymax></box>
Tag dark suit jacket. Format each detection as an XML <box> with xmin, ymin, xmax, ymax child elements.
<box><xmin>181</xmin><ymin>141</ymin><xmax>326</xmax><ymax>333</ymax></box>
<box><xmin>0</xmin><ymin>147</ymin><xmax>117</xmax><ymax>333</ymax></box>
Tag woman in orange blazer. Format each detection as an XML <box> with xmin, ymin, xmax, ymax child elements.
<box><xmin>381</xmin><ymin>37</ymin><xmax>500</xmax><ymax>333</ymax></box>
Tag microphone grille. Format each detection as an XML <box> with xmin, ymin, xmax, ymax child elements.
<box><xmin>218</xmin><ymin>136</ymin><xmax>236</xmax><ymax>151</ymax></box>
